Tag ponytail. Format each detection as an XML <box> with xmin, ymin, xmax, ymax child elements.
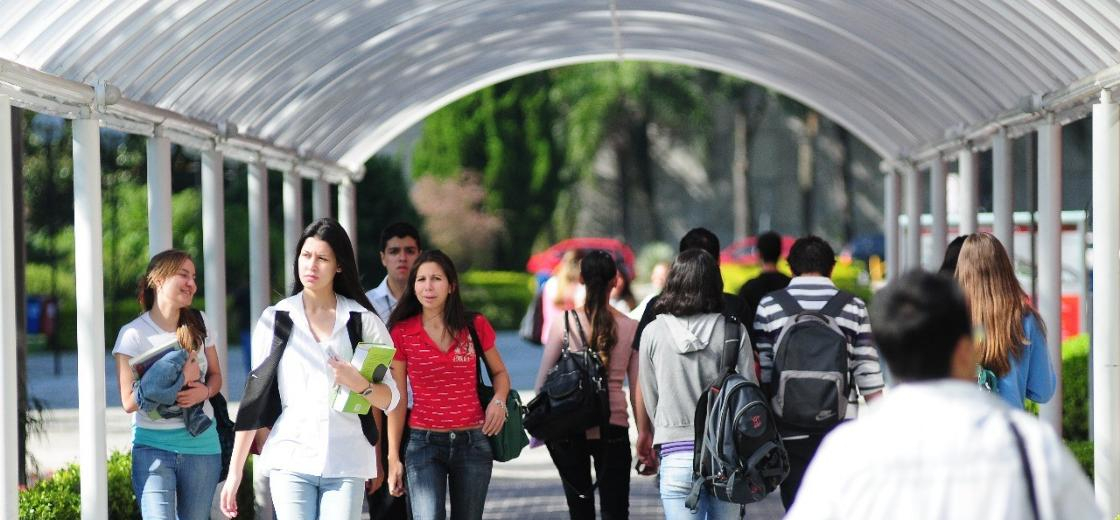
<box><xmin>580</xmin><ymin>251</ymin><xmax>618</xmax><ymax>366</ymax></box>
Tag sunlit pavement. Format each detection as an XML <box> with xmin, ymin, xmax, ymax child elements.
<box><xmin>27</xmin><ymin>332</ymin><xmax>783</xmax><ymax>519</ymax></box>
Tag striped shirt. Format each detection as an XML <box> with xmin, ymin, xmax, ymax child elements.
<box><xmin>752</xmin><ymin>276</ymin><xmax>884</xmax><ymax>419</ymax></box>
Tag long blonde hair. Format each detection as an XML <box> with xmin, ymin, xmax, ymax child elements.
<box><xmin>954</xmin><ymin>233</ymin><xmax>1041</xmax><ymax>376</ymax></box>
<box><xmin>552</xmin><ymin>250</ymin><xmax>582</xmax><ymax>306</ymax></box>
<box><xmin>138</xmin><ymin>250</ymin><xmax>207</xmax><ymax>353</ymax></box>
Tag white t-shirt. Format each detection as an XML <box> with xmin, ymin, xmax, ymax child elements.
<box><xmin>112</xmin><ymin>310</ymin><xmax>216</xmax><ymax>430</ymax></box>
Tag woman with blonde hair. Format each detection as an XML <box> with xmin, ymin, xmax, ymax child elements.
<box><xmin>955</xmin><ymin>232</ymin><xmax>1056</xmax><ymax>408</ymax></box>
<box><xmin>113</xmin><ymin>249</ymin><xmax>222</xmax><ymax>520</ymax></box>
<box><xmin>540</xmin><ymin>250</ymin><xmax>586</xmax><ymax>344</ymax></box>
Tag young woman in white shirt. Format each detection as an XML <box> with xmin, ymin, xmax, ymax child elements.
<box><xmin>112</xmin><ymin>249</ymin><xmax>223</xmax><ymax>520</ymax></box>
<box><xmin>220</xmin><ymin>218</ymin><xmax>401</xmax><ymax>520</ymax></box>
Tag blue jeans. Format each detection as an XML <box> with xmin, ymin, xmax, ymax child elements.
<box><xmin>131</xmin><ymin>444</ymin><xmax>221</xmax><ymax>520</ymax></box>
<box><xmin>405</xmin><ymin>428</ymin><xmax>493</xmax><ymax>520</ymax></box>
<box><xmin>269</xmin><ymin>470</ymin><xmax>365</xmax><ymax>520</ymax></box>
<box><xmin>658</xmin><ymin>451</ymin><xmax>742</xmax><ymax>520</ymax></box>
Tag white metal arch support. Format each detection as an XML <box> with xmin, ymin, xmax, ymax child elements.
<box><xmin>958</xmin><ymin>149</ymin><xmax>979</xmax><ymax>236</ymax></box>
<box><xmin>73</xmin><ymin>115</ymin><xmax>108</xmax><ymax>520</ymax></box>
<box><xmin>1092</xmin><ymin>89</ymin><xmax>1120</xmax><ymax>516</ymax></box>
<box><xmin>312</xmin><ymin>178</ymin><xmax>330</xmax><ymax>220</ymax></box>
<box><xmin>1036</xmin><ymin>118</ymin><xmax>1063</xmax><ymax>435</ymax></box>
<box><xmin>0</xmin><ymin>95</ymin><xmax>18</xmax><ymax>520</ymax></box>
<box><xmin>247</xmin><ymin>161</ymin><xmax>269</xmax><ymax>336</ymax></box>
<box><xmin>338</xmin><ymin>178</ymin><xmax>357</xmax><ymax>254</ymax></box>
<box><xmin>904</xmin><ymin>166</ymin><xmax>922</xmax><ymax>270</ymax></box>
<box><xmin>884</xmin><ymin>169</ymin><xmax>900</xmax><ymax>281</ymax></box>
<box><xmin>992</xmin><ymin>129</ymin><xmax>1014</xmax><ymax>258</ymax></box>
<box><xmin>929</xmin><ymin>158</ymin><xmax>948</xmax><ymax>264</ymax></box>
<box><xmin>146</xmin><ymin>133</ymin><xmax>172</xmax><ymax>257</ymax></box>
<box><xmin>201</xmin><ymin>149</ymin><xmax>229</xmax><ymax>396</ymax></box>
<box><xmin>283</xmin><ymin>168</ymin><xmax>303</xmax><ymax>292</ymax></box>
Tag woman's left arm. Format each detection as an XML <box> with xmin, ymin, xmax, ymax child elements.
<box><xmin>1025</xmin><ymin>315</ymin><xmax>1057</xmax><ymax>403</ymax></box>
<box><xmin>176</xmin><ymin>346</ymin><xmax>221</xmax><ymax>407</ymax></box>
<box><xmin>481</xmin><ymin>346</ymin><xmax>511</xmax><ymax>436</ymax></box>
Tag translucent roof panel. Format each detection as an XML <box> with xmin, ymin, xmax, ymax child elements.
<box><xmin>2</xmin><ymin>0</ymin><xmax>1118</xmax><ymax>172</ymax></box>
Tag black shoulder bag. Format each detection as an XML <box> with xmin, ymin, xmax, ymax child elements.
<box><xmin>523</xmin><ymin>310</ymin><xmax>610</xmax><ymax>441</ymax></box>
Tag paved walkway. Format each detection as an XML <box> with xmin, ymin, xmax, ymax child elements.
<box><xmin>26</xmin><ymin>332</ymin><xmax>784</xmax><ymax>519</ymax></box>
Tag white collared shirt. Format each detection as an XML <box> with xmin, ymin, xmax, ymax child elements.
<box><xmin>364</xmin><ymin>276</ymin><xmax>397</xmax><ymax>323</ymax></box>
<box><xmin>785</xmin><ymin>380</ymin><xmax>1104</xmax><ymax>520</ymax></box>
<box><xmin>250</xmin><ymin>293</ymin><xmax>399</xmax><ymax>479</ymax></box>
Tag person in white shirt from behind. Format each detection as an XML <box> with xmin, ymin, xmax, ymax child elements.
<box><xmin>365</xmin><ymin>222</ymin><xmax>422</xmax><ymax>323</ymax></box>
<box><xmin>220</xmin><ymin>218</ymin><xmax>400</xmax><ymax>520</ymax></box>
<box><xmin>786</xmin><ymin>270</ymin><xmax>1103</xmax><ymax>520</ymax></box>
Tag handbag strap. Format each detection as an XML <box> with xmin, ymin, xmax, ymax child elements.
<box><xmin>1008</xmin><ymin>415</ymin><xmax>1040</xmax><ymax>520</ymax></box>
<box><xmin>469</xmin><ymin>319</ymin><xmax>493</xmax><ymax>384</ymax></box>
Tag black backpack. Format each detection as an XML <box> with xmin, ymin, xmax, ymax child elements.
<box><xmin>768</xmin><ymin>290</ymin><xmax>854</xmax><ymax>434</ymax></box>
<box><xmin>686</xmin><ymin>315</ymin><xmax>789</xmax><ymax>510</ymax></box>
<box><xmin>523</xmin><ymin>310</ymin><xmax>610</xmax><ymax>441</ymax></box>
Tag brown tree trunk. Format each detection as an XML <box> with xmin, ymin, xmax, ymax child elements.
<box><xmin>798</xmin><ymin>110</ymin><xmax>819</xmax><ymax>235</ymax></box>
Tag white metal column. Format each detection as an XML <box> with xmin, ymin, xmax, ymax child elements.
<box><xmin>884</xmin><ymin>170</ymin><xmax>900</xmax><ymax>280</ymax></box>
<box><xmin>146</xmin><ymin>134</ymin><xmax>172</xmax><ymax>257</ymax></box>
<box><xmin>958</xmin><ymin>149</ymin><xmax>979</xmax><ymax>235</ymax></box>
<box><xmin>1037</xmin><ymin>118</ymin><xmax>1063</xmax><ymax>434</ymax></box>
<box><xmin>74</xmin><ymin>115</ymin><xmax>107</xmax><ymax>520</ymax></box>
<box><xmin>248</xmin><ymin>161</ymin><xmax>270</xmax><ymax>331</ymax></box>
<box><xmin>338</xmin><ymin>178</ymin><xmax>357</xmax><ymax>252</ymax></box>
<box><xmin>0</xmin><ymin>96</ymin><xmax>18</xmax><ymax>520</ymax></box>
<box><xmin>283</xmin><ymin>168</ymin><xmax>303</xmax><ymax>292</ymax></box>
<box><xmin>1092</xmin><ymin>90</ymin><xmax>1120</xmax><ymax>515</ymax></box>
<box><xmin>201</xmin><ymin>149</ymin><xmax>228</xmax><ymax>396</ymax></box>
<box><xmin>312</xmin><ymin>178</ymin><xmax>330</xmax><ymax>219</ymax></box>
<box><xmin>930</xmin><ymin>158</ymin><xmax>948</xmax><ymax>265</ymax></box>
<box><xmin>905</xmin><ymin>166</ymin><xmax>922</xmax><ymax>270</ymax></box>
<box><xmin>992</xmin><ymin>130</ymin><xmax>1014</xmax><ymax>259</ymax></box>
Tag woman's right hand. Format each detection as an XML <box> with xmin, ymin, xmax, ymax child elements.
<box><xmin>387</xmin><ymin>457</ymin><xmax>406</xmax><ymax>497</ymax></box>
<box><xmin>219</xmin><ymin>469</ymin><xmax>242</xmax><ymax>517</ymax></box>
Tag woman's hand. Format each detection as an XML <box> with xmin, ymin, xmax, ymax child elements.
<box><xmin>219</xmin><ymin>467</ymin><xmax>242</xmax><ymax>517</ymax></box>
<box><xmin>175</xmin><ymin>381</ymin><xmax>209</xmax><ymax>407</ymax></box>
<box><xmin>481</xmin><ymin>399</ymin><xmax>507</xmax><ymax>436</ymax></box>
<box><xmin>387</xmin><ymin>457</ymin><xmax>406</xmax><ymax>497</ymax></box>
<box><xmin>328</xmin><ymin>355</ymin><xmax>368</xmax><ymax>393</ymax></box>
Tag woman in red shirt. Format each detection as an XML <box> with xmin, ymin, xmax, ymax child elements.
<box><xmin>384</xmin><ymin>250</ymin><xmax>511</xmax><ymax>519</ymax></box>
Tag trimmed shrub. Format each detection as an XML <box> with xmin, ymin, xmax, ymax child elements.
<box><xmin>1063</xmin><ymin>334</ymin><xmax>1089</xmax><ymax>441</ymax></box>
<box><xmin>1065</xmin><ymin>439</ymin><xmax>1093</xmax><ymax>480</ymax></box>
<box><xmin>460</xmin><ymin>270</ymin><xmax>534</xmax><ymax>330</ymax></box>
<box><xmin>720</xmin><ymin>260</ymin><xmax>872</xmax><ymax>303</ymax></box>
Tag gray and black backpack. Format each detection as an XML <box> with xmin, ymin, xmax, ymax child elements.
<box><xmin>685</xmin><ymin>315</ymin><xmax>789</xmax><ymax>511</ymax></box>
<box><xmin>768</xmin><ymin>290</ymin><xmax>854</xmax><ymax>434</ymax></box>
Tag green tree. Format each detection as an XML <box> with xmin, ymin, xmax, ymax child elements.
<box><xmin>354</xmin><ymin>155</ymin><xmax>423</xmax><ymax>288</ymax></box>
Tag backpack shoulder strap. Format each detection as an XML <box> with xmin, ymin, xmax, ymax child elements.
<box><xmin>769</xmin><ymin>289</ymin><xmax>802</xmax><ymax>316</ymax></box>
<box><xmin>346</xmin><ymin>311</ymin><xmax>362</xmax><ymax>348</ymax></box>
<box><xmin>819</xmin><ymin>291</ymin><xmax>855</xmax><ymax>319</ymax></box>
<box><xmin>1008</xmin><ymin>416</ymin><xmax>1040</xmax><ymax>520</ymax></box>
<box><xmin>721</xmin><ymin>314</ymin><xmax>741</xmax><ymax>375</ymax></box>
<box><xmin>272</xmin><ymin>311</ymin><xmax>294</xmax><ymax>356</ymax></box>
<box><xmin>345</xmin><ymin>311</ymin><xmax>379</xmax><ymax>448</ymax></box>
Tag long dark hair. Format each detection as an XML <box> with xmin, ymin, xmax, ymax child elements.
<box><xmin>388</xmin><ymin>250</ymin><xmax>469</xmax><ymax>335</ymax></box>
<box><xmin>138</xmin><ymin>249</ymin><xmax>206</xmax><ymax>353</ymax></box>
<box><xmin>290</xmin><ymin>218</ymin><xmax>374</xmax><ymax>312</ymax></box>
<box><xmin>654</xmin><ymin>249</ymin><xmax>724</xmax><ymax>316</ymax></box>
<box><xmin>581</xmin><ymin>250</ymin><xmax>618</xmax><ymax>365</ymax></box>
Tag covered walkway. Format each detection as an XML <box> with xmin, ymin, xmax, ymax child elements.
<box><xmin>0</xmin><ymin>2</ymin><xmax>1119</xmax><ymax>517</ymax></box>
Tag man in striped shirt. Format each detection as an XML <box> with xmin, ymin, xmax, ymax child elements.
<box><xmin>751</xmin><ymin>235</ymin><xmax>884</xmax><ymax>510</ymax></box>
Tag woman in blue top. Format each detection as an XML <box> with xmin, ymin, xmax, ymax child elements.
<box><xmin>955</xmin><ymin>233</ymin><xmax>1056</xmax><ymax>408</ymax></box>
<box><xmin>113</xmin><ymin>249</ymin><xmax>222</xmax><ymax>520</ymax></box>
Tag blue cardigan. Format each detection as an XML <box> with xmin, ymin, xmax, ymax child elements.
<box><xmin>995</xmin><ymin>313</ymin><xmax>1056</xmax><ymax>409</ymax></box>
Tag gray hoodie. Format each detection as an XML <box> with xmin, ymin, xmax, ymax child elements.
<box><xmin>639</xmin><ymin>313</ymin><xmax>756</xmax><ymax>446</ymax></box>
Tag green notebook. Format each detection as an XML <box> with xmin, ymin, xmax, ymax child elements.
<box><xmin>330</xmin><ymin>342</ymin><xmax>396</xmax><ymax>414</ymax></box>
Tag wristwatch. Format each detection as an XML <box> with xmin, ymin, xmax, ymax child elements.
<box><xmin>360</xmin><ymin>382</ymin><xmax>375</xmax><ymax>397</ymax></box>
<box><xmin>490</xmin><ymin>399</ymin><xmax>504</xmax><ymax>408</ymax></box>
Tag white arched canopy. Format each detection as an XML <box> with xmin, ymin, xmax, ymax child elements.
<box><xmin>1</xmin><ymin>2</ymin><xmax>1120</xmax><ymax>519</ymax></box>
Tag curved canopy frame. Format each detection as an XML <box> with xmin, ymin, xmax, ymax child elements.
<box><xmin>1</xmin><ymin>0</ymin><xmax>1118</xmax><ymax>177</ymax></box>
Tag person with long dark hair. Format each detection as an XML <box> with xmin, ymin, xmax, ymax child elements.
<box><xmin>384</xmin><ymin>250</ymin><xmax>512</xmax><ymax>520</ymax></box>
<box><xmin>533</xmin><ymin>250</ymin><xmax>639</xmax><ymax>520</ymax></box>
<box><xmin>955</xmin><ymin>233</ymin><xmax>1055</xmax><ymax>408</ymax></box>
<box><xmin>638</xmin><ymin>249</ymin><xmax>756</xmax><ymax>519</ymax></box>
<box><xmin>113</xmin><ymin>249</ymin><xmax>223</xmax><ymax>520</ymax></box>
<box><xmin>220</xmin><ymin>218</ymin><xmax>400</xmax><ymax>520</ymax></box>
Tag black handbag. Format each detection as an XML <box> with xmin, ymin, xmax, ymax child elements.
<box><xmin>523</xmin><ymin>310</ymin><xmax>610</xmax><ymax>441</ymax></box>
<box><xmin>208</xmin><ymin>392</ymin><xmax>235</xmax><ymax>481</ymax></box>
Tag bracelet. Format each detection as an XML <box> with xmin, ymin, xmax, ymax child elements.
<box><xmin>360</xmin><ymin>382</ymin><xmax>375</xmax><ymax>397</ymax></box>
<box><xmin>490</xmin><ymin>398</ymin><xmax>504</xmax><ymax>408</ymax></box>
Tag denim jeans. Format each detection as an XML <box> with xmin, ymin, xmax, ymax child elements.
<box><xmin>269</xmin><ymin>470</ymin><xmax>365</xmax><ymax>520</ymax></box>
<box><xmin>545</xmin><ymin>424</ymin><xmax>631</xmax><ymax>520</ymax></box>
<box><xmin>404</xmin><ymin>428</ymin><xmax>493</xmax><ymax>520</ymax></box>
<box><xmin>658</xmin><ymin>451</ymin><xmax>742</xmax><ymax>520</ymax></box>
<box><xmin>131</xmin><ymin>444</ymin><xmax>221</xmax><ymax>520</ymax></box>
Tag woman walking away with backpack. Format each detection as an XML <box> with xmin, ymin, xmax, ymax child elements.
<box><xmin>955</xmin><ymin>233</ymin><xmax>1056</xmax><ymax>409</ymax></box>
<box><xmin>113</xmin><ymin>249</ymin><xmax>223</xmax><ymax>520</ymax></box>
<box><xmin>533</xmin><ymin>250</ymin><xmax>639</xmax><ymax>520</ymax></box>
<box><xmin>638</xmin><ymin>249</ymin><xmax>756</xmax><ymax>519</ymax></box>
<box><xmin>384</xmin><ymin>250</ymin><xmax>512</xmax><ymax>520</ymax></box>
<box><xmin>220</xmin><ymin>218</ymin><xmax>400</xmax><ymax>520</ymax></box>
